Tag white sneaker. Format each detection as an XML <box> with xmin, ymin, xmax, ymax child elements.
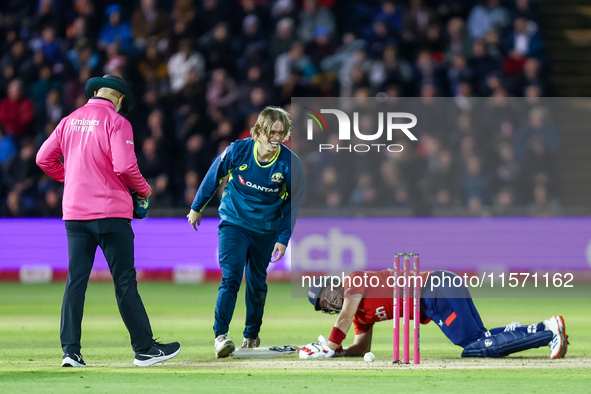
<box><xmin>544</xmin><ymin>316</ymin><xmax>567</xmax><ymax>359</ymax></box>
<box><xmin>241</xmin><ymin>337</ymin><xmax>260</xmax><ymax>348</ymax></box>
<box><xmin>215</xmin><ymin>334</ymin><xmax>236</xmax><ymax>358</ymax></box>
<box><xmin>62</xmin><ymin>353</ymin><xmax>85</xmax><ymax>367</ymax></box>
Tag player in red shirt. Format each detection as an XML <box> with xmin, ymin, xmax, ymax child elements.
<box><xmin>300</xmin><ymin>269</ymin><xmax>568</xmax><ymax>360</ymax></box>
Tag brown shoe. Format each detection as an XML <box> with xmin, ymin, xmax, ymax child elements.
<box><xmin>240</xmin><ymin>337</ymin><xmax>260</xmax><ymax>348</ymax></box>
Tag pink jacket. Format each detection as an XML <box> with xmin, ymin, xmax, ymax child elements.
<box><xmin>36</xmin><ymin>98</ymin><xmax>150</xmax><ymax>220</ymax></box>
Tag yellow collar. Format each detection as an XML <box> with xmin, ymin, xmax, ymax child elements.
<box><xmin>253</xmin><ymin>141</ymin><xmax>281</xmax><ymax>167</ymax></box>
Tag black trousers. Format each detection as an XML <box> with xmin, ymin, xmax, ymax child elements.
<box><xmin>61</xmin><ymin>218</ymin><xmax>154</xmax><ymax>354</ymax></box>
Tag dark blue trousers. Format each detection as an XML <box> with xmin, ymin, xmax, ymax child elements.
<box><xmin>62</xmin><ymin>219</ymin><xmax>154</xmax><ymax>354</ymax></box>
<box><xmin>421</xmin><ymin>270</ymin><xmax>548</xmax><ymax>349</ymax></box>
<box><xmin>421</xmin><ymin>270</ymin><xmax>487</xmax><ymax>347</ymax></box>
<box><xmin>214</xmin><ymin>222</ymin><xmax>278</xmax><ymax>339</ymax></box>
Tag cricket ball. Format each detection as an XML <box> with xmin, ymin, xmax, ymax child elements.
<box><xmin>364</xmin><ymin>352</ymin><xmax>376</xmax><ymax>363</ymax></box>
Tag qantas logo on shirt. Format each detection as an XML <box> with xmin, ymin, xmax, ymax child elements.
<box><xmin>238</xmin><ymin>175</ymin><xmax>279</xmax><ymax>193</ymax></box>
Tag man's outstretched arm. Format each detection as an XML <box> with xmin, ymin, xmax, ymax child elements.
<box><xmin>342</xmin><ymin>326</ymin><xmax>373</xmax><ymax>357</ymax></box>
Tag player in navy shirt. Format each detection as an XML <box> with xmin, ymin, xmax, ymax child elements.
<box><xmin>187</xmin><ymin>106</ymin><xmax>306</xmax><ymax>358</ymax></box>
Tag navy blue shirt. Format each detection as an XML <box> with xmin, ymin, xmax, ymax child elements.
<box><xmin>191</xmin><ymin>138</ymin><xmax>306</xmax><ymax>245</ymax></box>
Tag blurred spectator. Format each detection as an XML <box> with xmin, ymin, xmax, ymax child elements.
<box><xmin>230</xmin><ymin>0</ymin><xmax>270</xmax><ymax>37</ymax></box>
<box><xmin>348</xmin><ymin>173</ymin><xmax>378</xmax><ymax>207</ymax></box>
<box><xmin>184</xmin><ymin>134</ymin><xmax>211</xmax><ymax>178</ymax></box>
<box><xmin>199</xmin><ymin>22</ymin><xmax>235</xmax><ymax>72</ymax></box>
<box><xmin>413</xmin><ymin>50</ymin><xmax>442</xmax><ymax>94</ymax></box>
<box><xmin>466</xmin><ymin>0</ymin><xmax>510</xmax><ymax>40</ymax></box>
<box><xmin>269</xmin><ymin>17</ymin><xmax>296</xmax><ymax>62</ymax></box>
<box><xmin>425</xmin><ymin>24</ymin><xmax>445</xmax><ymax>55</ymax></box>
<box><xmin>137</xmin><ymin>136</ymin><xmax>172</xmax><ymax>208</ymax></box>
<box><xmin>37</xmin><ymin>187</ymin><xmax>63</xmax><ymax>217</ymax></box>
<box><xmin>365</xmin><ymin>19</ymin><xmax>398</xmax><ymax>60</ymax></box>
<box><xmin>34</xmin><ymin>120</ymin><xmax>56</xmax><ymax>150</ymax></box>
<box><xmin>4</xmin><ymin>140</ymin><xmax>41</xmax><ymax>215</ymax></box>
<box><xmin>468</xmin><ymin>39</ymin><xmax>500</xmax><ymax>96</ymax></box>
<box><xmin>445</xmin><ymin>17</ymin><xmax>472</xmax><ymax>61</ymax></box>
<box><xmin>421</xmin><ymin>149</ymin><xmax>461</xmax><ymax>208</ymax></box>
<box><xmin>373</xmin><ymin>1</ymin><xmax>404</xmax><ymax>36</ymax></box>
<box><xmin>182</xmin><ymin>170</ymin><xmax>199</xmax><ymax>207</ymax></box>
<box><xmin>481</xmin><ymin>93</ymin><xmax>524</xmax><ymax>141</ymax></box>
<box><xmin>63</xmin><ymin>67</ymin><xmax>90</xmax><ymax>111</ymax></box>
<box><xmin>237</xmin><ymin>65</ymin><xmax>266</xmax><ymax>102</ymax></box>
<box><xmin>0</xmin><ymin>124</ymin><xmax>18</xmax><ymax>165</ymax></box>
<box><xmin>199</xmin><ymin>0</ymin><xmax>227</xmax><ymax>36</ymax></box>
<box><xmin>30</xmin><ymin>64</ymin><xmax>62</xmax><ymax>112</ymax></box>
<box><xmin>170</xmin><ymin>0</ymin><xmax>199</xmax><ymax>43</ymax></box>
<box><xmin>462</xmin><ymin>155</ymin><xmax>491</xmax><ymax>206</ymax></box>
<box><xmin>237</xmin><ymin>87</ymin><xmax>267</xmax><ymax>124</ymax></box>
<box><xmin>131</xmin><ymin>0</ymin><xmax>169</xmax><ymax>50</ymax></box>
<box><xmin>33</xmin><ymin>0</ymin><xmax>62</xmax><ymax>34</ymax></box>
<box><xmin>527</xmin><ymin>183</ymin><xmax>560</xmax><ymax>217</ymax></box>
<box><xmin>519</xmin><ymin>57</ymin><xmax>543</xmax><ymax>95</ymax></box>
<box><xmin>492</xmin><ymin>186</ymin><xmax>515</xmax><ymax>214</ymax></box>
<box><xmin>31</xmin><ymin>26</ymin><xmax>64</xmax><ymax>71</ymax></box>
<box><xmin>369</xmin><ymin>45</ymin><xmax>413</xmax><ymax>92</ymax></box>
<box><xmin>206</xmin><ymin>68</ymin><xmax>238</xmax><ymax>115</ymax></box>
<box><xmin>39</xmin><ymin>89</ymin><xmax>63</xmax><ymax>128</ymax></box>
<box><xmin>0</xmin><ymin>41</ymin><xmax>36</xmax><ymax>85</ymax></box>
<box><xmin>65</xmin><ymin>17</ymin><xmax>88</xmax><ymax>50</ymax></box>
<box><xmin>306</xmin><ymin>26</ymin><xmax>336</xmax><ymax>68</ymax></box>
<box><xmin>338</xmin><ymin>48</ymin><xmax>372</xmax><ymax>96</ymax></box>
<box><xmin>514</xmin><ymin>107</ymin><xmax>560</xmax><ymax>160</ymax></box>
<box><xmin>321</xmin><ymin>32</ymin><xmax>366</xmax><ymax>76</ymax></box>
<box><xmin>167</xmin><ymin>38</ymin><xmax>205</xmax><ymax>94</ymax></box>
<box><xmin>98</xmin><ymin>4</ymin><xmax>134</xmax><ymax>54</ymax></box>
<box><xmin>274</xmin><ymin>41</ymin><xmax>317</xmax><ymax>86</ymax></box>
<box><xmin>72</xmin><ymin>0</ymin><xmax>101</xmax><ymax>41</ymax></box>
<box><xmin>103</xmin><ymin>43</ymin><xmax>127</xmax><ymax>75</ymax></box>
<box><xmin>492</xmin><ymin>142</ymin><xmax>520</xmax><ymax>194</ymax></box>
<box><xmin>501</xmin><ymin>17</ymin><xmax>543</xmax><ymax>76</ymax></box>
<box><xmin>66</xmin><ymin>39</ymin><xmax>100</xmax><ymax>73</ymax></box>
<box><xmin>447</xmin><ymin>55</ymin><xmax>472</xmax><ymax>97</ymax></box>
<box><xmin>297</xmin><ymin>0</ymin><xmax>336</xmax><ymax>43</ymax></box>
<box><xmin>0</xmin><ymin>79</ymin><xmax>35</xmax><ymax>139</ymax></box>
<box><xmin>402</xmin><ymin>0</ymin><xmax>436</xmax><ymax>46</ymax></box>
<box><xmin>232</xmin><ymin>13</ymin><xmax>269</xmax><ymax>70</ymax></box>
<box><xmin>519</xmin><ymin>137</ymin><xmax>557</xmax><ymax>196</ymax></box>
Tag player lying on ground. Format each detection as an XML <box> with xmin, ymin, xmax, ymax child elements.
<box><xmin>302</xmin><ymin>269</ymin><xmax>568</xmax><ymax>360</ymax></box>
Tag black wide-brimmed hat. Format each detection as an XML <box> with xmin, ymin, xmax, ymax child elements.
<box><xmin>85</xmin><ymin>74</ymin><xmax>136</xmax><ymax>113</ymax></box>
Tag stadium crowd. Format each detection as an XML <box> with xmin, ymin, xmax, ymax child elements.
<box><xmin>0</xmin><ymin>0</ymin><xmax>559</xmax><ymax>217</ymax></box>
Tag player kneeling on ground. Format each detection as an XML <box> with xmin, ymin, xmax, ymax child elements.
<box><xmin>301</xmin><ymin>270</ymin><xmax>568</xmax><ymax>360</ymax></box>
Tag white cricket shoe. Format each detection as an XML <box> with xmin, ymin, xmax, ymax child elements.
<box><xmin>240</xmin><ymin>337</ymin><xmax>260</xmax><ymax>348</ymax></box>
<box><xmin>215</xmin><ymin>334</ymin><xmax>236</xmax><ymax>358</ymax></box>
<box><xmin>555</xmin><ymin>315</ymin><xmax>569</xmax><ymax>358</ymax></box>
<box><xmin>544</xmin><ymin>315</ymin><xmax>568</xmax><ymax>359</ymax></box>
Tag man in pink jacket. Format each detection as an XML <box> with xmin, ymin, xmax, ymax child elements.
<box><xmin>36</xmin><ymin>74</ymin><xmax>180</xmax><ymax>367</ymax></box>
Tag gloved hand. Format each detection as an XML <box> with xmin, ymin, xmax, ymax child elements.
<box><xmin>299</xmin><ymin>342</ymin><xmax>335</xmax><ymax>359</ymax></box>
<box><xmin>318</xmin><ymin>335</ymin><xmax>344</xmax><ymax>357</ymax></box>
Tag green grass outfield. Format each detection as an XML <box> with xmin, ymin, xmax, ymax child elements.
<box><xmin>0</xmin><ymin>282</ymin><xmax>590</xmax><ymax>393</ymax></box>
